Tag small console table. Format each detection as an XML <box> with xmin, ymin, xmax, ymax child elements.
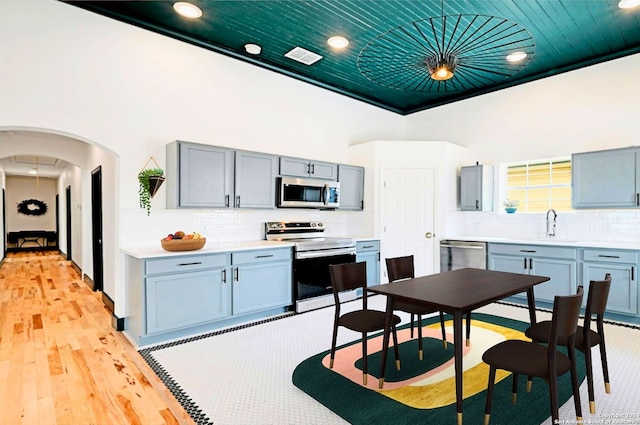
<box><xmin>7</xmin><ymin>231</ymin><xmax>57</xmax><ymax>248</ymax></box>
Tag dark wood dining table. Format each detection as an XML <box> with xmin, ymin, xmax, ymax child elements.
<box><xmin>368</xmin><ymin>267</ymin><xmax>550</xmax><ymax>425</ymax></box>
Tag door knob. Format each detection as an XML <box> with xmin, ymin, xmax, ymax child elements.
<box><xmin>425</xmin><ymin>232</ymin><xmax>433</xmax><ymax>238</ymax></box>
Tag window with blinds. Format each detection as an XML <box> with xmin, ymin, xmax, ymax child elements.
<box><xmin>505</xmin><ymin>159</ymin><xmax>572</xmax><ymax>212</ymax></box>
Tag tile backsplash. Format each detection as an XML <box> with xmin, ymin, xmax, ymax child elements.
<box><xmin>119</xmin><ymin>208</ymin><xmax>375</xmax><ymax>247</ymax></box>
<box><xmin>446</xmin><ymin>209</ymin><xmax>640</xmax><ymax>244</ymax></box>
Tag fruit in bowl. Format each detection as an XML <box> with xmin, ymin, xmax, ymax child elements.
<box><xmin>161</xmin><ymin>231</ymin><xmax>206</xmax><ymax>251</ymax></box>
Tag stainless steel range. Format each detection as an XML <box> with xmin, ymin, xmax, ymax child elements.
<box><xmin>265</xmin><ymin>221</ymin><xmax>356</xmax><ymax>313</ymax></box>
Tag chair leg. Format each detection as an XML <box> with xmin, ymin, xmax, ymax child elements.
<box><xmin>439</xmin><ymin>311</ymin><xmax>447</xmax><ymax>349</ymax></box>
<box><xmin>526</xmin><ymin>376</ymin><xmax>533</xmax><ymax>392</ymax></box>
<box><xmin>417</xmin><ymin>315</ymin><xmax>423</xmax><ymax>360</ymax></box>
<box><xmin>361</xmin><ymin>332</ymin><xmax>368</xmax><ymax>386</ymax></box>
<box><xmin>598</xmin><ymin>323</ymin><xmax>611</xmax><ymax>394</ymax></box>
<box><xmin>391</xmin><ymin>323</ymin><xmax>401</xmax><ymax>371</ymax></box>
<box><xmin>511</xmin><ymin>373</ymin><xmax>518</xmax><ymax>404</ymax></box>
<box><xmin>583</xmin><ymin>346</ymin><xmax>596</xmax><ymax>414</ymax></box>
<box><xmin>569</xmin><ymin>347</ymin><xmax>583</xmax><ymax>421</ymax></box>
<box><xmin>549</xmin><ymin>374</ymin><xmax>560</xmax><ymax>423</ymax></box>
<box><xmin>465</xmin><ymin>311</ymin><xmax>471</xmax><ymax>346</ymax></box>
<box><xmin>330</xmin><ymin>322</ymin><xmax>339</xmax><ymax>369</ymax></box>
<box><xmin>410</xmin><ymin>313</ymin><xmax>415</xmax><ymax>338</ymax></box>
<box><xmin>484</xmin><ymin>366</ymin><xmax>497</xmax><ymax>425</ymax></box>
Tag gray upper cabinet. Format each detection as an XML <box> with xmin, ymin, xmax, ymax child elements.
<box><xmin>572</xmin><ymin>147</ymin><xmax>640</xmax><ymax>209</ymax></box>
<box><xmin>167</xmin><ymin>141</ymin><xmax>233</xmax><ymax>208</ymax></box>
<box><xmin>167</xmin><ymin>141</ymin><xmax>277</xmax><ymax>209</ymax></box>
<box><xmin>280</xmin><ymin>156</ymin><xmax>338</xmax><ymax>180</ymax></box>
<box><xmin>338</xmin><ymin>164</ymin><xmax>364</xmax><ymax>210</ymax></box>
<box><xmin>234</xmin><ymin>150</ymin><xmax>278</xmax><ymax>209</ymax></box>
<box><xmin>460</xmin><ymin>164</ymin><xmax>493</xmax><ymax>211</ymax></box>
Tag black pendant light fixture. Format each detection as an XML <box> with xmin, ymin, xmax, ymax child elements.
<box><xmin>358</xmin><ymin>1</ymin><xmax>535</xmax><ymax>92</ymax></box>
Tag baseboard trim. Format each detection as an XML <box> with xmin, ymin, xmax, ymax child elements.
<box><xmin>102</xmin><ymin>292</ymin><xmax>124</xmax><ymax>331</ymax></box>
<box><xmin>83</xmin><ymin>273</ymin><xmax>95</xmax><ymax>291</ymax></box>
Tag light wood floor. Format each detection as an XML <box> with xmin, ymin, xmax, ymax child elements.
<box><xmin>0</xmin><ymin>251</ymin><xmax>195</xmax><ymax>425</ymax></box>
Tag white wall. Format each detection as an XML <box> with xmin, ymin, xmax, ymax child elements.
<box><xmin>5</xmin><ymin>176</ymin><xmax>57</xmax><ymax>232</ymax></box>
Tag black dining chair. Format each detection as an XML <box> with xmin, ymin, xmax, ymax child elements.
<box><xmin>525</xmin><ymin>274</ymin><xmax>612</xmax><ymax>414</ymax></box>
<box><xmin>329</xmin><ymin>261</ymin><xmax>401</xmax><ymax>386</ymax></box>
<box><xmin>482</xmin><ymin>287</ymin><xmax>584</xmax><ymax>425</ymax></box>
<box><xmin>386</xmin><ymin>255</ymin><xmax>448</xmax><ymax>359</ymax></box>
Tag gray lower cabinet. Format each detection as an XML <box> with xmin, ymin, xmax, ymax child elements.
<box><xmin>166</xmin><ymin>141</ymin><xmax>278</xmax><ymax>209</ymax></box>
<box><xmin>280</xmin><ymin>156</ymin><xmax>338</xmax><ymax>180</ymax></box>
<box><xmin>581</xmin><ymin>248</ymin><xmax>638</xmax><ymax>316</ymax></box>
<box><xmin>231</xmin><ymin>248</ymin><xmax>292</xmax><ymax>315</ymax></box>
<box><xmin>356</xmin><ymin>240</ymin><xmax>380</xmax><ymax>287</ymax></box>
<box><xmin>338</xmin><ymin>164</ymin><xmax>364</xmax><ymax>210</ymax></box>
<box><xmin>125</xmin><ymin>247</ymin><xmax>292</xmax><ymax>347</ymax></box>
<box><xmin>572</xmin><ymin>147</ymin><xmax>640</xmax><ymax>209</ymax></box>
<box><xmin>488</xmin><ymin>243</ymin><xmax>577</xmax><ymax>303</ymax></box>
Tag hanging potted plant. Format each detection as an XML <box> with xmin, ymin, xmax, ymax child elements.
<box><xmin>138</xmin><ymin>157</ymin><xmax>165</xmax><ymax>215</ymax></box>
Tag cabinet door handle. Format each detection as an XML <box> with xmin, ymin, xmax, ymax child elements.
<box><xmin>235</xmin><ymin>195</ymin><xmax>240</xmax><ymax>208</ymax></box>
<box><xmin>597</xmin><ymin>255</ymin><xmax>620</xmax><ymax>259</ymax></box>
<box><xmin>222</xmin><ymin>269</ymin><xmax>227</xmax><ymax>283</ymax></box>
<box><xmin>234</xmin><ymin>267</ymin><xmax>239</xmax><ymax>281</ymax></box>
<box><xmin>632</xmin><ymin>266</ymin><xmax>635</xmax><ymax>281</ymax></box>
<box><xmin>520</xmin><ymin>250</ymin><xmax>537</xmax><ymax>253</ymax></box>
<box><xmin>255</xmin><ymin>254</ymin><xmax>274</xmax><ymax>258</ymax></box>
<box><xmin>636</xmin><ymin>193</ymin><xmax>639</xmax><ymax>206</ymax></box>
<box><xmin>225</xmin><ymin>194</ymin><xmax>230</xmax><ymax>207</ymax></box>
<box><xmin>307</xmin><ymin>163</ymin><xmax>311</xmax><ymax>174</ymax></box>
<box><xmin>529</xmin><ymin>258</ymin><xmax>533</xmax><ymax>269</ymax></box>
<box><xmin>475</xmin><ymin>200</ymin><xmax>479</xmax><ymax>210</ymax></box>
<box><xmin>523</xmin><ymin>258</ymin><xmax>527</xmax><ymax>269</ymax></box>
<box><xmin>177</xmin><ymin>262</ymin><xmax>202</xmax><ymax>266</ymax></box>
<box><xmin>362</xmin><ymin>245</ymin><xmax>374</xmax><ymax>249</ymax></box>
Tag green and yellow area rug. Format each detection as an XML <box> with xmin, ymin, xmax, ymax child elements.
<box><xmin>292</xmin><ymin>313</ymin><xmax>586</xmax><ymax>425</ymax></box>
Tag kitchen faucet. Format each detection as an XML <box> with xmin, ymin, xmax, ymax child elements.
<box><xmin>546</xmin><ymin>208</ymin><xmax>557</xmax><ymax>237</ymax></box>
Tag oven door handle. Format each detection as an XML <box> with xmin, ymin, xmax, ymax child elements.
<box><xmin>295</xmin><ymin>247</ymin><xmax>356</xmax><ymax>259</ymax></box>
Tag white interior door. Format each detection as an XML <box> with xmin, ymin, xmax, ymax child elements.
<box><xmin>382</xmin><ymin>167</ymin><xmax>436</xmax><ymax>279</ymax></box>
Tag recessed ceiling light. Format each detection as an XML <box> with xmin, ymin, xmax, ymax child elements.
<box><xmin>618</xmin><ymin>0</ymin><xmax>640</xmax><ymax>8</ymax></box>
<box><xmin>244</xmin><ymin>43</ymin><xmax>262</xmax><ymax>55</ymax></box>
<box><xmin>506</xmin><ymin>51</ymin><xmax>528</xmax><ymax>62</ymax></box>
<box><xmin>327</xmin><ymin>36</ymin><xmax>349</xmax><ymax>49</ymax></box>
<box><xmin>173</xmin><ymin>2</ymin><xmax>203</xmax><ymax>19</ymax></box>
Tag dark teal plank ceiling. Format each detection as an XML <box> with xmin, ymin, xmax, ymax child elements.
<box><xmin>62</xmin><ymin>1</ymin><xmax>640</xmax><ymax>115</ymax></box>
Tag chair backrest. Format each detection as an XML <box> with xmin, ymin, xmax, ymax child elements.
<box><xmin>329</xmin><ymin>262</ymin><xmax>368</xmax><ymax>309</ymax></box>
<box><xmin>386</xmin><ymin>255</ymin><xmax>415</xmax><ymax>282</ymax></box>
<box><xmin>585</xmin><ymin>273</ymin><xmax>612</xmax><ymax>317</ymax></box>
<box><xmin>548</xmin><ymin>286</ymin><xmax>584</xmax><ymax>353</ymax></box>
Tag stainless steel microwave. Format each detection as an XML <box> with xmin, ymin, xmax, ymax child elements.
<box><xmin>277</xmin><ymin>176</ymin><xmax>340</xmax><ymax>208</ymax></box>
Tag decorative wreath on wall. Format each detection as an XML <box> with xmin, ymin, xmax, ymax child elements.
<box><xmin>17</xmin><ymin>199</ymin><xmax>48</xmax><ymax>216</ymax></box>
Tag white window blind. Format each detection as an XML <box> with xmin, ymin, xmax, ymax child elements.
<box><xmin>505</xmin><ymin>159</ymin><xmax>572</xmax><ymax>212</ymax></box>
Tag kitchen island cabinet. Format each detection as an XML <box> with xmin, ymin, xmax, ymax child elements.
<box><xmin>488</xmin><ymin>243</ymin><xmax>577</xmax><ymax>303</ymax></box>
<box><xmin>125</xmin><ymin>246</ymin><xmax>292</xmax><ymax>347</ymax></box>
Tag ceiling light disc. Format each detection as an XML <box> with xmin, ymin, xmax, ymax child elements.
<box><xmin>327</xmin><ymin>36</ymin><xmax>349</xmax><ymax>49</ymax></box>
<box><xmin>618</xmin><ymin>0</ymin><xmax>640</xmax><ymax>8</ymax></box>
<box><xmin>506</xmin><ymin>51</ymin><xmax>528</xmax><ymax>62</ymax></box>
<box><xmin>173</xmin><ymin>2</ymin><xmax>203</xmax><ymax>18</ymax></box>
<box><xmin>244</xmin><ymin>43</ymin><xmax>262</xmax><ymax>55</ymax></box>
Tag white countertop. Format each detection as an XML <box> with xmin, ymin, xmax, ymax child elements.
<box><xmin>442</xmin><ymin>236</ymin><xmax>640</xmax><ymax>250</ymax></box>
<box><xmin>122</xmin><ymin>236</ymin><xmax>380</xmax><ymax>259</ymax></box>
<box><xmin>122</xmin><ymin>240</ymin><xmax>295</xmax><ymax>259</ymax></box>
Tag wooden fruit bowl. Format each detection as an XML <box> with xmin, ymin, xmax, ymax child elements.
<box><xmin>160</xmin><ymin>237</ymin><xmax>206</xmax><ymax>252</ymax></box>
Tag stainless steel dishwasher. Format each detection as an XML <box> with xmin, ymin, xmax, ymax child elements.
<box><xmin>439</xmin><ymin>240</ymin><xmax>487</xmax><ymax>271</ymax></box>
